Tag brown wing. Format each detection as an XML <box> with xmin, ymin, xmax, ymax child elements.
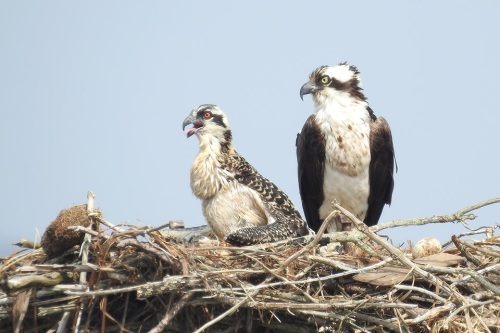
<box><xmin>224</xmin><ymin>153</ymin><xmax>309</xmax><ymax>245</ymax></box>
<box><xmin>365</xmin><ymin>115</ymin><xmax>395</xmax><ymax>226</ymax></box>
<box><xmin>229</xmin><ymin>153</ymin><xmax>301</xmax><ymax>219</ymax></box>
<box><xmin>296</xmin><ymin>115</ymin><xmax>326</xmax><ymax>232</ymax></box>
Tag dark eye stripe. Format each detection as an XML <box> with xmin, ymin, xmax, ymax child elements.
<box><xmin>196</xmin><ymin>107</ymin><xmax>212</xmax><ymax>118</ymax></box>
<box><xmin>211</xmin><ymin>114</ymin><xmax>226</xmax><ymax>128</ymax></box>
<box><xmin>195</xmin><ymin>105</ymin><xmax>226</xmax><ymax>127</ymax></box>
<box><xmin>327</xmin><ymin>76</ymin><xmax>367</xmax><ymax>101</ymax></box>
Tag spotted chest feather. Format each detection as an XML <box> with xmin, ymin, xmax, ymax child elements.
<box><xmin>315</xmin><ymin>103</ymin><xmax>371</xmax><ymax>177</ymax></box>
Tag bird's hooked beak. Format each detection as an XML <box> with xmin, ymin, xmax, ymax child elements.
<box><xmin>182</xmin><ymin>114</ymin><xmax>204</xmax><ymax>138</ymax></box>
<box><xmin>300</xmin><ymin>81</ymin><xmax>318</xmax><ymax>100</ymax></box>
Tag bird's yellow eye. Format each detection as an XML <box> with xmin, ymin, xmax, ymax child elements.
<box><xmin>203</xmin><ymin>111</ymin><xmax>212</xmax><ymax>119</ymax></box>
<box><xmin>320</xmin><ymin>76</ymin><xmax>330</xmax><ymax>85</ymax></box>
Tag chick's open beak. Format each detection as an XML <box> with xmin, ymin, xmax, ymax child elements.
<box><xmin>182</xmin><ymin>114</ymin><xmax>203</xmax><ymax>138</ymax></box>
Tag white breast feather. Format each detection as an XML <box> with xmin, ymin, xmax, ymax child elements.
<box><xmin>314</xmin><ymin>91</ymin><xmax>371</xmax><ymax>231</ymax></box>
<box><xmin>203</xmin><ymin>182</ymin><xmax>270</xmax><ymax>238</ymax></box>
<box><xmin>190</xmin><ymin>136</ymin><xmax>231</xmax><ymax>199</ymax></box>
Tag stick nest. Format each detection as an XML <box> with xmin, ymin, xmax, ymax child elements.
<box><xmin>1</xmin><ymin>199</ymin><xmax>499</xmax><ymax>333</ymax></box>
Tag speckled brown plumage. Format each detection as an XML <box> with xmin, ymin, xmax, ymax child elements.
<box><xmin>222</xmin><ymin>150</ymin><xmax>309</xmax><ymax>245</ymax></box>
<box><xmin>184</xmin><ymin>104</ymin><xmax>309</xmax><ymax>246</ymax></box>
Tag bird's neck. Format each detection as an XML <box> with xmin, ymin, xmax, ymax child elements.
<box><xmin>314</xmin><ymin>91</ymin><xmax>370</xmax><ymax>122</ymax></box>
<box><xmin>190</xmin><ymin>135</ymin><xmax>234</xmax><ymax>199</ymax></box>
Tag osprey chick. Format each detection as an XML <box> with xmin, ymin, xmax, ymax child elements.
<box><xmin>183</xmin><ymin>104</ymin><xmax>309</xmax><ymax>245</ymax></box>
<box><xmin>297</xmin><ymin>63</ymin><xmax>395</xmax><ymax>232</ymax></box>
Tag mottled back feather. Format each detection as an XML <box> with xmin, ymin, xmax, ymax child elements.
<box><xmin>223</xmin><ymin>152</ymin><xmax>309</xmax><ymax>245</ymax></box>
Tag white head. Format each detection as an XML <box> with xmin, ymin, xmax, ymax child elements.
<box><xmin>182</xmin><ymin>104</ymin><xmax>232</xmax><ymax>145</ymax></box>
<box><xmin>300</xmin><ymin>63</ymin><xmax>366</xmax><ymax>108</ymax></box>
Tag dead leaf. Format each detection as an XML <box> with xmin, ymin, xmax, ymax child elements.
<box><xmin>353</xmin><ymin>266</ymin><xmax>412</xmax><ymax>286</ymax></box>
<box><xmin>414</xmin><ymin>252</ymin><xmax>465</xmax><ymax>267</ymax></box>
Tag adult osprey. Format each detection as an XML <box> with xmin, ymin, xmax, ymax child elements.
<box><xmin>297</xmin><ymin>63</ymin><xmax>395</xmax><ymax>232</ymax></box>
<box><xmin>183</xmin><ymin>104</ymin><xmax>309</xmax><ymax>245</ymax></box>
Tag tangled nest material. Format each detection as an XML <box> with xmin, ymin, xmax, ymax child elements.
<box><xmin>0</xmin><ymin>194</ymin><xmax>499</xmax><ymax>333</ymax></box>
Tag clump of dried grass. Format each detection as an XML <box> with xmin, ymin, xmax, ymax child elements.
<box><xmin>40</xmin><ymin>204</ymin><xmax>101</xmax><ymax>258</ymax></box>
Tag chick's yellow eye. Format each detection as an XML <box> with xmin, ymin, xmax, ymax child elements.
<box><xmin>320</xmin><ymin>76</ymin><xmax>330</xmax><ymax>85</ymax></box>
<box><xmin>203</xmin><ymin>111</ymin><xmax>212</xmax><ymax>119</ymax></box>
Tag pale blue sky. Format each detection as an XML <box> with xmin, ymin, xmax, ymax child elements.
<box><xmin>1</xmin><ymin>1</ymin><xmax>499</xmax><ymax>255</ymax></box>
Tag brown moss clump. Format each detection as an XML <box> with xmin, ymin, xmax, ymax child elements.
<box><xmin>41</xmin><ymin>204</ymin><xmax>97</xmax><ymax>258</ymax></box>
